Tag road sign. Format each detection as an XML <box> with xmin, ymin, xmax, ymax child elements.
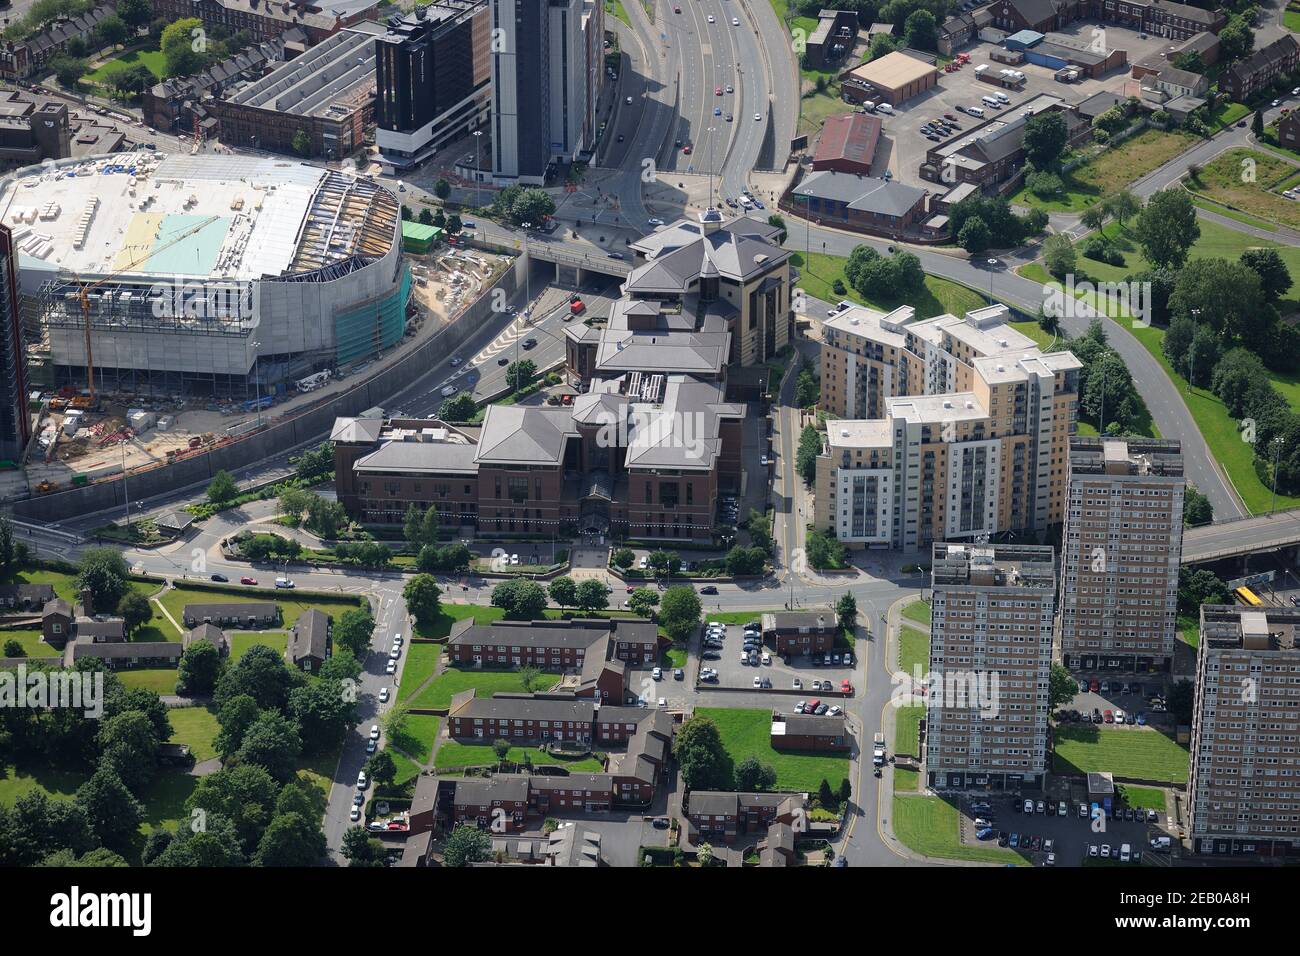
<box><xmin>1229</xmin><ymin>570</ymin><xmax>1275</xmax><ymax>590</ymax></box>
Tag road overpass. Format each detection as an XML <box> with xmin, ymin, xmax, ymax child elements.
<box><xmin>1183</xmin><ymin>509</ymin><xmax>1300</xmax><ymax>565</ymax></box>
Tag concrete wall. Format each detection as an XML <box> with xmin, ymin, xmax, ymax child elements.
<box><xmin>12</xmin><ymin>255</ymin><xmax>526</xmax><ymax>522</ymax></box>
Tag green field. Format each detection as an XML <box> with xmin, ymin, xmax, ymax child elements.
<box><xmin>397</xmin><ymin>643</ymin><xmax>442</xmax><ymax>703</ymax></box>
<box><xmin>791</xmin><ymin>251</ymin><xmax>988</xmax><ymax>318</ymax></box>
<box><xmin>0</xmin><ymin>568</ymin><xmax>175</xmax><ymax>640</ymax></box>
<box><xmin>1053</xmin><ymin>726</ymin><xmax>1190</xmax><ymax>784</ymax></box>
<box><xmin>603</xmin><ymin>0</ymin><xmax>630</xmax><ymax>28</ymax></box>
<box><xmin>892</xmin><ymin>795</ymin><xmax>1026</xmax><ymax>864</ymax></box>
<box><xmin>407</xmin><ymin>666</ymin><xmax>562</xmax><ymax>711</ymax></box>
<box><xmin>83</xmin><ymin>48</ymin><xmax>167</xmax><ymax>86</ymax></box>
<box><xmin>115</xmin><ymin>668</ymin><xmax>178</xmax><ymax>695</ymax></box>
<box><xmin>697</xmin><ymin>707</ymin><xmax>850</xmax><ymax>793</ymax></box>
<box><xmin>0</xmin><ymin>628</ymin><xmax>55</xmax><ymax>658</ymax></box>
<box><xmin>433</xmin><ymin>741</ymin><xmax>605</xmax><ymax>772</ymax></box>
<box><xmin>1186</xmin><ymin>149</ymin><xmax>1300</xmax><ymax>231</ymax></box>
<box><xmin>228</xmin><ymin>631</ymin><xmax>288</xmax><ymax>662</ymax></box>
<box><xmin>414</xmin><ymin>603</ymin><xmax>504</xmax><ymax>639</ymax></box>
<box><xmin>894</xmin><ymin>704</ymin><xmax>924</xmax><ymax>756</ymax></box>
<box><xmin>901</xmin><ymin>600</ymin><xmax>931</xmax><ymax>626</ymax></box>
<box><xmin>894</xmin><ymin>767</ymin><xmax>919</xmax><ymax>792</ymax></box>
<box><xmin>1117</xmin><ymin>784</ymin><xmax>1166</xmax><ymax>811</ymax></box>
<box><xmin>898</xmin><ymin>626</ymin><xmax>929</xmax><ymax>677</ymax></box>
<box><xmin>1011</xmin><ymin>128</ymin><xmax>1197</xmax><ymax>212</ymax></box>
<box><xmin>391</xmin><ymin>714</ymin><xmax>440</xmax><ymax>764</ymax></box>
<box><xmin>167</xmin><ymin>705</ymin><xmax>219</xmax><ymax>763</ymax></box>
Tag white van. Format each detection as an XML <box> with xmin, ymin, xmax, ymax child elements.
<box><xmin>994</xmin><ymin>91</ymin><xmax>1011</xmax><ymax>104</ymax></box>
<box><xmin>981</xmin><ymin>95</ymin><xmax>1001</xmax><ymax>109</ymax></box>
<box><xmin>875</xmin><ymin>102</ymin><xmax>894</xmax><ymax>115</ymax></box>
<box><xmin>274</xmin><ymin>577</ymin><xmax>295</xmax><ymax>589</ymax></box>
<box><xmin>1120</xmin><ymin>843</ymin><xmax>1132</xmax><ymax>862</ymax></box>
<box><xmin>861</xmin><ymin>100</ymin><xmax>876</xmax><ymax>112</ymax></box>
<box><xmin>967</xmin><ymin>105</ymin><xmax>985</xmax><ymax>117</ymax></box>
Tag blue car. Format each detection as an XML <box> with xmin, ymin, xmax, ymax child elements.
<box><xmin>1009</xmin><ymin>833</ymin><xmax>1019</xmax><ymax>848</ymax></box>
<box><xmin>976</xmin><ymin>827</ymin><xmax>995</xmax><ymax>841</ymax></box>
<box><xmin>714</xmin><ymin>107</ymin><xmax>722</xmax><ymax>115</ymax></box>
<box><xmin>753</xmin><ymin>198</ymin><xmax>765</xmax><ymax>209</ymax></box>
<box><xmin>1135</xmin><ymin>711</ymin><xmax>1147</xmax><ymax>725</ymax></box>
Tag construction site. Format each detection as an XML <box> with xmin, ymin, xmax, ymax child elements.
<box><xmin>0</xmin><ymin>151</ymin><xmax>513</xmax><ymax>500</ymax></box>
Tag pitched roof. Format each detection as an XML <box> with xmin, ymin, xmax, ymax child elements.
<box><xmin>813</xmin><ymin>112</ymin><xmax>882</xmax><ymax>168</ymax></box>
<box><xmin>0</xmin><ymin>583</ymin><xmax>56</xmax><ymax>604</ymax></box>
<box><xmin>1226</xmin><ymin>32</ymin><xmax>1299</xmax><ymax>83</ymax></box>
<box><xmin>289</xmin><ymin>608</ymin><xmax>331</xmax><ymax>661</ymax></box>
<box><xmin>183</xmin><ymin>602</ymin><xmax>278</xmax><ymax>621</ymax></box>
<box><xmin>450</xmin><ymin>693</ymin><xmax>595</xmax><ymax>724</ymax></box>
<box><xmin>793</xmin><ymin>170</ymin><xmax>927</xmax><ymax>217</ymax></box>
<box><xmin>183</xmin><ymin>623</ymin><xmax>228</xmax><ymax>651</ymax></box>
<box><xmin>452</xmin><ymin>774</ymin><xmax>531</xmax><ymax>805</ymax></box>
<box><xmin>64</xmin><ymin>640</ymin><xmax>182</xmax><ymax>664</ymax></box>
<box><xmin>474</xmin><ymin>405</ymin><xmax>575</xmax><ymax>465</ymax></box>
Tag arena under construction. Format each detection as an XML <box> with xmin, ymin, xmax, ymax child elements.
<box><xmin>0</xmin><ymin>152</ymin><xmax>409</xmax><ymax>398</ymax></box>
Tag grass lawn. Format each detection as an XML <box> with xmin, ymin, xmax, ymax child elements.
<box><xmin>1286</xmin><ymin>8</ymin><xmax>1300</xmax><ymax>32</ymax></box>
<box><xmin>898</xmin><ymin>626</ymin><xmax>929</xmax><ymax>676</ymax></box>
<box><xmin>167</xmin><ymin>705</ymin><xmax>219</xmax><ymax>763</ymax></box>
<box><xmin>1190</xmin><ymin>195</ymin><xmax>1281</xmax><ymax>232</ymax></box>
<box><xmin>893</xmin><ymin>704</ymin><xmax>924</xmax><ymax>756</ymax></box>
<box><xmin>116</xmin><ymin>668</ymin><xmax>177</xmax><ymax>695</ymax></box>
<box><xmin>434</xmin><ymin>741</ymin><xmax>605</xmax><ymax>771</ymax></box>
<box><xmin>697</xmin><ymin>706</ymin><xmax>850</xmax><ymax>792</ymax></box>
<box><xmin>1010</xmin><ymin>319</ymin><xmax>1055</xmax><ymax>349</ymax></box>
<box><xmin>413</xmin><ymin>603</ymin><xmax>503</xmax><ymax>639</ymax></box>
<box><xmin>0</xmin><ymin>628</ymin><xmax>56</xmax><ymax>658</ymax></box>
<box><xmin>894</xmin><ymin>767</ymin><xmax>919</xmax><ymax>792</ymax></box>
<box><xmin>407</xmin><ymin>666</ymin><xmax>561</xmax><ymax>711</ymax></box>
<box><xmin>1053</xmin><ymin>726</ymin><xmax>1189</xmax><ymax>783</ymax></box>
<box><xmin>1177</xmin><ymin>614</ymin><xmax>1199</xmax><ymax>649</ymax></box>
<box><xmin>83</xmin><ymin>48</ymin><xmax>166</xmax><ymax>86</ymax></box>
<box><xmin>892</xmin><ymin>795</ymin><xmax>1025</xmax><ymax>864</ymax></box>
<box><xmin>1186</xmin><ymin>149</ymin><xmax>1300</xmax><ymax>231</ymax></box>
<box><xmin>159</xmin><ymin>584</ymin><xmax>363</xmax><ymax>631</ymax></box>
<box><xmin>663</xmin><ymin>647</ymin><xmax>688</xmax><ymax>669</ymax></box>
<box><xmin>1117</xmin><ymin>784</ymin><xmax>1166</xmax><ymax>811</ymax></box>
<box><xmin>1011</xmin><ymin>128</ymin><xmax>1196</xmax><ymax>212</ymax></box>
<box><xmin>397</xmin><ymin>643</ymin><xmax>442</xmax><ymax>703</ymax></box>
<box><xmin>792</xmin><ymin>251</ymin><xmax>988</xmax><ymax>318</ymax></box>
<box><xmin>0</xmin><ymin>762</ymin><xmax>86</xmax><ymax>805</ymax></box>
<box><xmin>902</xmin><ymin>599</ymin><xmax>931</xmax><ymax>626</ymax></box>
<box><xmin>389</xmin><ymin>748</ymin><xmax>424</xmax><ymax>788</ymax></box>
<box><xmin>137</xmin><ymin>770</ymin><xmax>198</xmax><ymax>835</ymax></box>
<box><xmin>603</xmin><ymin>0</ymin><xmax>630</xmax><ymax>27</ymax></box>
<box><xmin>391</xmin><ymin>714</ymin><xmax>440</xmax><ymax>764</ymax></box>
<box><xmin>1203</xmin><ymin>100</ymin><xmax>1249</xmax><ymax>134</ymax></box>
<box><xmin>228</xmin><ymin>631</ymin><xmax>288</xmax><ymax>662</ymax></box>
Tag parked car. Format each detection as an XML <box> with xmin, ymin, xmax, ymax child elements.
<box><xmin>379</xmin><ymin>687</ymin><xmax>390</xmax><ymax>703</ymax></box>
<box><xmin>211</xmin><ymin>574</ymin><xmax>228</xmax><ymax>582</ymax></box>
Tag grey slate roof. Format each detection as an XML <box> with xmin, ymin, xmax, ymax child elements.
<box><xmin>474</xmin><ymin>405</ymin><xmax>575</xmax><ymax>465</ymax></box>
<box><xmin>354</xmin><ymin>439</ymin><xmax>480</xmax><ymax>474</ymax></box>
<box><xmin>183</xmin><ymin>602</ymin><xmax>278</xmax><ymax>622</ymax></box>
<box><xmin>0</xmin><ymin>583</ymin><xmax>56</xmax><ymax>605</ymax></box>
<box><xmin>453</xmin><ymin>774</ymin><xmax>531</xmax><ymax>805</ymax></box>
<box><xmin>777</xmin><ymin>714</ymin><xmax>848</xmax><ymax>736</ymax></box>
<box><xmin>289</xmin><ymin>608</ymin><xmax>331</xmax><ymax>662</ymax></box>
<box><xmin>450</xmin><ymin>693</ymin><xmax>595</xmax><ymax>724</ymax></box>
<box><xmin>793</xmin><ymin>170</ymin><xmax>927</xmax><ymax>217</ymax></box>
<box><xmin>183</xmin><ymin>622</ymin><xmax>227</xmax><ymax>652</ymax></box>
<box><xmin>330</xmin><ymin>417</ymin><xmax>386</xmax><ymax>443</ymax></box>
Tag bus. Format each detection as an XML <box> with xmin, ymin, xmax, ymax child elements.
<box><xmin>1235</xmin><ymin>586</ymin><xmax>1264</xmax><ymax>607</ymax></box>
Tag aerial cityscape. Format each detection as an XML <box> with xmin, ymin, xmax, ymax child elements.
<box><xmin>0</xmin><ymin>0</ymin><xmax>1295</xmax><ymax>906</ymax></box>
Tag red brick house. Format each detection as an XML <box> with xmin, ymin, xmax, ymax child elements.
<box><xmin>770</xmin><ymin>713</ymin><xmax>851</xmax><ymax>752</ymax></box>
<box><xmin>685</xmin><ymin>791</ymin><xmax>807</xmax><ymax>839</ymax></box>
<box><xmin>762</xmin><ymin>611</ymin><xmax>838</xmax><ymax>656</ymax></box>
<box><xmin>447</xmin><ymin>692</ymin><xmax>596</xmax><ymax>745</ymax></box>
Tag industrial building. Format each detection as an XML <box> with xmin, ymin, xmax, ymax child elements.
<box><xmin>374</xmin><ymin>1</ymin><xmax>492</xmax><ymax>171</ymax></box>
<box><xmin>212</xmin><ymin>21</ymin><xmax>385</xmax><ymax>158</ymax></box>
<box><xmin>840</xmin><ymin>51</ymin><xmax>938</xmax><ymax>106</ymax></box>
<box><xmin>0</xmin><ymin>153</ymin><xmax>405</xmax><ymax>396</ymax></box>
<box><xmin>811</xmin><ymin>112</ymin><xmax>882</xmax><ymax>175</ymax></box>
<box><xmin>791</xmin><ymin>170</ymin><xmax>929</xmax><ymax>235</ymax></box>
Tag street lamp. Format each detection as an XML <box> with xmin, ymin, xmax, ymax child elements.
<box><xmin>987</xmin><ymin>258</ymin><xmax>997</xmax><ymax>300</ymax></box>
<box><xmin>1187</xmin><ymin>309</ymin><xmax>1202</xmax><ymax>392</ymax></box>
<box><xmin>473</xmin><ymin>130</ymin><xmax>483</xmax><ymax>209</ymax></box>
<box><xmin>250</xmin><ymin>341</ymin><xmax>263</xmax><ymax>429</ymax></box>
<box><xmin>1272</xmin><ymin>436</ymin><xmax>1284</xmax><ymax>513</ymax></box>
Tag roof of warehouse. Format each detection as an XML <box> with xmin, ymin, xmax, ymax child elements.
<box><xmin>844</xmin><ymin>50</ymin><xmax>936</xmax><ymax>91</ymax></box>
<box><xmin>813</xmin><ymin>112</ymin><xmax>882</xmax><ymax>168</ymax></box>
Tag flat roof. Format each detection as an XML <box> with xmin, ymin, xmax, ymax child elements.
<box><xmin>845</xmin><ymin>51</ymin><xmax>936</xmax><ymax>92</ymax></box>
<box><xmin>0</xmin><ymin>154</ymin><xmax>397</xmax><ymax>280</ymax></box>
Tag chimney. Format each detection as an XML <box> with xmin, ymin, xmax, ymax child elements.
<box><xmin>78</xmin><ymin>587</ymin><xmax>93</xmax><ymax>616</ymax></box>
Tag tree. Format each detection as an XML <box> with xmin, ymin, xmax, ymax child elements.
<box><xmin>957</xmin><ymin>215</ymin><xmax>991</xmax><ymax>254</ymax></box>
<box><xmin>113</xmin><ymin>590</ymin><xmax>152</xmax><ymax>638</ymax></box>
<box><xmin>289</xmin><ymin>127</ymin><xmax>312</xmax><ymax>156</ymax></box>
<box><xmin>438</xmin><ymin>391</ymin><xmax>477</xmax><ymax>422</ymax></box>
<box><xmin>1080</xmin><ymin>204</ymin><xmax>1108</xmax><ymax>236</ymax></box>
<box><xmin>1168</xmin><ymin>257</ymin><xmax>1265</xmax><ymax>344</ymax></box>
<box><xmin>256</xmin><ymin>811</ymin><xmax>325</xmax><ymax>866</ymax></box>
<box><xmin>509</xmin><ymin>188</ymin><xmax>556</xmax><ymax>226</ymax></box>
<box><xmin>292</xmin><ymin>441</ymin><xmax>334</xmax><ymax>482</ymax></box>
<box><xmin>1135</xmin><ymin>189</ymin><xmax>1200</xmax><ymax>271</ymax></box>
<box><xmin>658</xmin><ymin>586</ymin><xmax>702</xmax><ymax>643</ymax></box>
<box><xmin>108</xmin><ymin>61</ymin><xmax>154</xmax><ymax>99</ymax></box>
<box><xmin>304</xmin><ymin>496</ymin><xmax>348</xmax><ymax>538</ymax></box>
<box><xmin>1023</xmin><ymin>111</ymin><xmax>1068</xmax><ymax>169</ymax></box>
<box><xmin>574</xmin><ymin>579</ymin><xmax>611</xmax><ymax>612</ymax></box>
<box><xmin>365</xmin><ymin>750</ymin><xmax>397</xmax><ymax>790</ymax></box>
<box><xmin>289</xmin><ymin>679</ymin><xmax>356</xmax><ymax>756</ymax></box>
<box><xmin>796</xmin><ymin>424</ymin><xmax>821</xmax><ymax>486</ymax></box>
<box><xmin>1240</xmin><ymin>248</ymin><xmax>1293</xmax><ymax>304</ymax></box>
<box><xmin>443</xmin><ymin>824</ymin><xmax>492</xmax><ymax>866</ymax></box>
<box><xmin>215</xmin><ymin>644</ymin><xmax>295</xmax><ymax>712</ymax></box>
<box><xmin>835</xmin><ymin>592</ymin><xmax>858</xmax><ymax>632</ymax></box>
<box><xmin>212</xmin><ymin>694</ymin><xmax>261</xmax><ymax>762</ymax></box>
<box><xmin>627</xmin><ymin>587</ymin><xmax>660</xmax><ymax>618</ymax></box>
<box><xmin>277</xmin><ymin>486</ymin><xmax>313</xmax><ymax>520</ymax></box>
<box><xmin>647</xmin><ymin>550</ymin><xmax>680</xmax><ymax>577</ymax></box>
<box><xmin>433</xmin><ymin>178</ymin><xmax>451</xmax><ymax>200</ymax></box>
<box><xmin>1217</xmin><ymin>13</ymin><xmax>1253</xmax><ymax>63</ymax></box>
<box><xmin>207</xmin><ymin>469</ymin><xmax>238</xmax><ymax>504</ymax></box>
<box><xmin>818</xmin><ymin>778</ymin><xmax>836</xmax><ymax>808</ymax></box>
<box><xmin>96</xmin><ymin>12</ymin><xmax>128</xmax><ymax>47</ymax></box>
<box><xmin>117</xmin><ymin>0</ymin><xmax>152</xmax><ymax>27</ymax></box>
<box><xmin>548</xmin><ymin>576</ymin><xmax>577</xmax><ymax>609</ymax></box>
<box><xmin>342</xmin><ymin>825</ymin><xmax>387</xmax><ymax>867</ymax></box>
<box><xmin>491</xmin><ymin>738</ymin><xmax>511</xmax><ymax>764</ymax></box>
<box><xmin>333</xmin><ymin>606</ymin><xmax>375</xmax><ymax>658</ymax></box>
<box><xmin>734</xmin><ymin>756</ymin><xmax>777</xmax><ymax>791</ymax></box>
<box><xmin>233</xmin><ymin>711</ymin><xmax>302</xmax><ymax>783</ymax></box>
<box><xmin>795</xmin><ymin>367</ymin><xmax>819</xmax><ymax>408</ymax></box>
<box><xmin>805</xmin><ymin>528</ymin><xmax>847</xmax><ymax>570</ymax></box>
<box><xmin>505</xmin><ymin>359</ymin><xmax>537</xmax><ymax>392</ymax></box>
<box><xmin>673</xmin><ymin>715</ymin><xmax>732</xmax><ymax>790</ymax></box>
<box><xmin>867</xmin><ymin>31</ymin><xmax>903</xmax><ymax>60</ymax></box>
<box><xmin>417</xmin><ymin>207</ymin><xmax>434</xmax><ymax>226</ymax></box>
<box><xmin>1183</xmin><ymin>484</ymin><xmax>1213</xmax><ymax>527</ymax></box>
<box><xmin>1042</xmin><ymin>233</ymin><xmax>1076</xmax><ymax>279</ymax></box>
<box><xmin>3</xmin><ymin>639</ymin><xmax>23</xmax><ymax>657</ymax></box>
<box><xmin>0</xmin><ymin>514</ymin><xmax>21</xmax><ymax>572</ymax></box>
<box><xmin>1048</xmin><ymin>662</ymin><xmax>1075</xmax><ymax>713</ymax></box>
<box><xmin>176</xmin><ymin>639</ymin><xmax>222</xmax><ymax>697</ymax></box>
<box><xmin>903</xmin><ymin>8</ymin><xmax>936</xmax><ymax>49</ymax></box>
<box><xmin>446</xmin><ymin>214</ymin><xmax>463</xmax><ymax>235</ymax></box>
<box><xmin>1178</xmin><ymin>567</ymin><xmax>1232</xmax><ymax>615</ymax></box>
<box><xmin>1081</xmin><ymin>351</ymin><xmax>1138</xmax><ymax>433</ymax></box>
<box><xmin>517</xmin><ymin>665</ymin><xmax>543</xmax><ymax>693</ymax></box>
<box><xmin>49</xmin><ymin>55</ymin><xmax>88</xmax><ymax>89</ymax></box>
<box><xmin>161</xmin><ymin>18</ymin><xmax>208</xmax><ymax>78</ymax></box>
<box><xmin>611</xmin><ymin>548</ymin><xmax>635</xmax><ymax>570</ymax></box>
<box><xmin>77</xmin><ymin>547</ymin><xmax>130</xmax><ymax>613</ymax></box>
<box><xmin>75</xmin><ymin>767</ymin><xmax>143</xmax><ymax>854</ymax></box>
<box><xmin>491</xmin><ymin>579</ymin><xmax>548</xmax><ymax>620</ymax></box>
<box><xmin>767</xmin><ymin>213</ymin><xmax>788</xmax><ymax>243</ymax></box>
<box><xmin>1252</xmin><ymin>109</ymin><xmax>1265</xmax><ymax>138</ymax></box>
<box><xmin>402</xmin><ymin>574</ymin><xmax>442</xmax><ymax>627</ymax></box>
<box><xmin>725</xmin><ymin>545</ymin><xmax>766</xmax><ymax>576</ymax></box>
<box><xmin>1107</xmin><ymin>189</ymin><xmax>1140</xmax><ymax>225</ymax></box>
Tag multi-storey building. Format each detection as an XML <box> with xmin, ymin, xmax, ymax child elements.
<box><xmin>373</xmin><ymin>1</ymin><xmax>491</xmax><ymax>171</ymax></box>
<box><xmin>1090</xmin><ymin>0</ymin><xmax>1226</xmax><ymax>42</ymax></box>
<box><xmin>1220</xmin><ymin>30</ymin><xmax>1300</xmax><ymax>102</ymax></box>
<box><xmin>814</xmin><ymin>304</ymin><xmax>1081</xmax><ymax>551</ymax></box>
<box><xmin>150</xmin><ymin>0</ymin><xmax>376</xmax><ymax>45</ymax></box>
<box><xmin>926</xmin><ymin>543</ymin><xmax>1056</xmax><ymax>791</ymax></box>
<box><xmin>1059</xmin><ymin>437</ymin><xmax>1184</xmax><ymax>673</ymax></box>
<box><xmin>0</xmin><ymin>224</ymin><xmax>29</xmax><ymax>461</ymax></box>
<box><xmin>1189</xmin><ymin>606</ymin><xmax>1300</xmax><ymax>857</ymax></box>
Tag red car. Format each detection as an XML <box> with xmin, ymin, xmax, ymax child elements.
<box><xmin>840</xmin><ymin>680</ymin><xmax>853</xmax><ymax>694</ymax></box>
<box><xmin>806</xmin><ymin>698</ymin><xmax>821</xmax><ymax>712</ymax></box>
<box><xmin>1089</xmin><ymin>678</ymin><xmax>1100</xmax><ymax>692</ymax></box>
<box><xmin>682</xmin><ymin>144</ymin><xmax>692</xmax><ymax>155</ymax></box>
<box><xmin>240</xmin><ymin>576</ymin><xmax>257</xmax><ymax>586</ymax></box>
<box><xmin>715</xmin><ymin>86</ymin><xmax>723</xmax><ymax>95</ymax></box>
<box><xmin>1104</xmin><ymin>710</ymin><xmax>1115</xmax><ymax>724</ymax></box>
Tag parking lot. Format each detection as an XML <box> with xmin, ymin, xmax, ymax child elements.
<box><xmin>696</xmin><ymin>622</ymin><xmax>858</xmax><ymax>702</ymax></box>
<box><xmin>876</xmin><ymin>22</ymin><xmax>1175</xmax><ymax>188</ymax></box>
<box><xmin>1062</xmin><ymin>676</ymin><xmax>1172</xmax><ymax>729</ymax></box>
<box><xmin>956</xmin><ymin>792</ymin><xmax>1169</xmax><ymax>866</ymax></box>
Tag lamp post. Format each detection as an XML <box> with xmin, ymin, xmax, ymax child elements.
<box><xmin>121</xmin><ymin>441</ymin><xmax>131</xmax><ymax>530</ymax></box>
<box><xmin>1187</xmin><ymin>309</ymin><xmax>1201</xmax><ymax>392</ymax></box>
<box><xmin>251</xmin><ymin>341</ymin><xmax>262</xmax><ymax>429</ymax></box>
<box><xmin>987</xmin><ymin>258</ymin><xmax>997</xmax><ymax>300</ymax></box>
<box><xmin>1272</xmin><ymin>436</ymin><xmax>1284</xmax><ymax>514</ymax></box>
<box><xmin>473</xmin><ymin>130</ymin><xmax>483</xmax><ymax>209</ymax></box>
